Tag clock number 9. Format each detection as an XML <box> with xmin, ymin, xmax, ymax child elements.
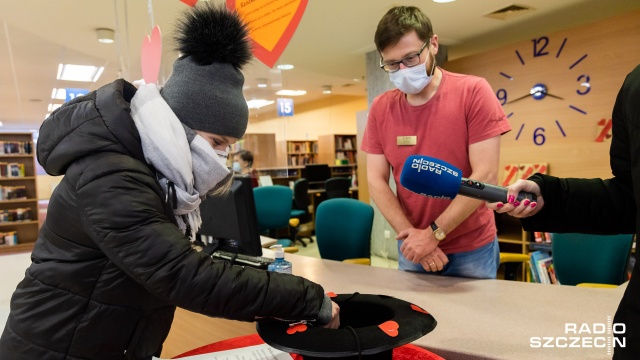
<box><xmin>532</xmin><ymin>36</ymin><xmax>549</xmax><ymax>57</ymax></box>
<box><xmin>496</xmin><ymin>88</ymin><xmax>507</xmax><ymax>105</ymax></box>
<box><xmin>576</xmin><ymin>74</ymin><xmax>591</xmax><ymax>95</ymax></box>
<box><xmin>533</xmin><ymin>127</ymin><xmax>546</xmax><ymax>146</ymax></box>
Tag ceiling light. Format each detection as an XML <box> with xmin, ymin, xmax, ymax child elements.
<box><xmin>276</xmin><ymin>90</ymin><xmax>306</xmax><ymax>96</ymax></box>
<box><xmin>322</xmin><ymin>85</ymin><xmax>332</xmax><ymax>94</ymax></box>
<box><xmin>247</xmin><ymin>99</ymin><xmax>275</xmax><ymax>109</ymax></box>
<box><xmin>276</xmin><ymin>64</ymin><xmax>294</xmax><ymax>70</ymax></box>
<box><xmin>96</xmin><ymin>28</ymin><xmax>115</xmax><ymax>44</ymax></box>
<box><xmin>257</xmin><ymin>78</ymin><xmax>268</xmax><ymax>88</ymax></box>
<box><xmin>51</xmin><ymin>88</ymin><xmax>66</xmax><ymax>100</ymax></box>
<box><xmin>57</xmin><ymin>64</ymin><xmax>104</xmax><ymax>82</ymax></box>
<box><xmin>433</xmin><ymin>0</ymin><xmax>455</xmax><ymax>3</ymax></box>
<box><xmin>48</xmin><ymin>103</ymin><xmax>62</xmax><ymax>112</ymax></box>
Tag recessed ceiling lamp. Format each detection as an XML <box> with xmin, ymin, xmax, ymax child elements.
<box><xmin>57</xmin><ymin>64</ymin><xmax>104</xmax><ymax>82</ymax></box>
<box><xmin>257</xmin><ymin>78</ymin><xmax>268</xmax><ymax>88</ymax></box>
<box><xmin>322</xmin><ymin>85</ymin><xmax>332</xmax><ymax>94</ymax></box>
<box><xmin>50</xmin><ymin>88</ymin><xmax>66</xmax><ymax>100</ymax></box>
<box><xmin>433</xmin><ymin>0</ymin><xmax>455</xmax><ymax>3</ymax></box>
<box><xmin>96</xmin><ymin>28</ymin><xmax>115</xmax><ymax>44</ymax></box>
<box><xmin>276</xmin><ymin>90</ymin><xmax>306</xmax><ymax>96</ymax></box>
<box><xmin>276</xmin><ymin>64</ymin><xmax>294</xmax><ymax>70</ymax></box>
<box><xmin>247</xmin><ymin>99</ymin><xmax>275</xmax><ymax>109</ymax></box>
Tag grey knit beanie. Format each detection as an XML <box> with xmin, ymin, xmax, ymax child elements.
<box><xmin>161</xmin><ymin>2</ymin><xmax>252</xmax><ymax>139</ymax></box>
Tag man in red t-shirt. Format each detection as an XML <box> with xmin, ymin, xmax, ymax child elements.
<box><xmin>361</xmin><ymin>6</ymin><xmax>511</xmax><ymax>278</ymax></box>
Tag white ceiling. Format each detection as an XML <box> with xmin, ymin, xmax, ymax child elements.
<box><xmin>1</xmin><ymin>0</ymin><xmax>639</xmax><ymax>131</ymax></box>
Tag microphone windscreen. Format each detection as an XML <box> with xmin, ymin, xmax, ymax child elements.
<box><xmin>400</xmin><ymin>155</ymin><xmax>462</xmax><ymax>199</ymax></box>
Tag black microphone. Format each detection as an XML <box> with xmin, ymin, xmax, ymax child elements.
<box><xmin>399</xmin><ymin>155</ymin><xmax>537</xmax><ymax>203</ymax></box>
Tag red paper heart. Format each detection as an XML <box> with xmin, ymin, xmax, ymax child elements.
<box><xmin>410</xmin><ymin>304</ymin><xmax>429</xmax><ymax>315</ymax></box>
<box><xmin>286</xmin><ymin>323</ymin><xmax>308</xmax><ymax>334</ymax></box>
<box><xmin>378</xmin><ymin>320</ymin><xmax>399</xmax><ymax>337</ymax></box>
<box><xmin>180</xmin><ymin>0</ymin><xmax>198</xmax><ymax>6</ymax></box>
<box><xmin>141</xmin><ymin>25</ymin><xmax>162</xmax><ymax>84</ymax></box>
<box><xmin>227</xmin><ymin>0</ymin><xmax>308</xmax><ymax>68</ymax></box>
<box><xmin>327</xmin><ymin>292</ymin><xmax>337</xmax><ymax>298</ymax></box>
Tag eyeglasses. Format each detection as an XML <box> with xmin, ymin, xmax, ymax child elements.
<box><xmin>379</xmin><ymin>41</ymin><xmax>429</xmax><ymax>73</ymax></box>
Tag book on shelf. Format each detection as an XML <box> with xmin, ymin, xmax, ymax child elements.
<box><xmin>533</xmin><ymin>231</ymin><xmax>553</xmax><ymax>243</ymax></box>
<box><xmin>529</xmin><ymin>250</ymin><xmax>558</xmax><ymax>284</ymax></box>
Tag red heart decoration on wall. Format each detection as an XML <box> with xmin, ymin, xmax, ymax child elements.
<box><xmin>378</xmin><ymin>320</ymin><xmax>399</xmax><ymax>337</ymax></box>
<box><xmin>286</xmin><ymin>323</ymin><xmax>308</xmax><ymax>334</ymax></box>
<box><xmin>410</xmin><ymin>304</ymin><xmax>429</xmax><ymax>314</ymax></box>
<box><xmin>226</xmin><ymin>0</ymin><xmax>308</xmax><ymax>68</ymax></box>
<box><xmin>141</xmin><ymin>25</ymin><xmax>162</xmax><ymax>84</ymax></box>
<box><xmin>327</xmin><ymin>292</ymin><xmax>337</xmax><ymax>298</ymax></box>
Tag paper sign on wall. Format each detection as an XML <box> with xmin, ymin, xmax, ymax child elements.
<box><xmin>226</xmin><ymin>0</ymin><xmax>308</xmax><ymax>68</ymax></box>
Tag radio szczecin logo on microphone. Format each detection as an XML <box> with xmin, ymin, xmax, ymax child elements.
<box><xmin>410</xmin><ymin>157</ymin><xmax>459</xmax><ymax>177</ymax></box>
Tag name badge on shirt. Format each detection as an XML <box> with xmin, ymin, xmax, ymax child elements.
<box><xmin>397</xmin><ymin>136</ymin><xmax>417</xmax><ymax>146</ymax></box>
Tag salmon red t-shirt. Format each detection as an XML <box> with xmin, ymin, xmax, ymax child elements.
<box><xmin>361</xmin><ymin>69</ymin><xmax>512</xmax><ymax>254</ymax></box>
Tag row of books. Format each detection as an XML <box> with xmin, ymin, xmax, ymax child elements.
<box><xmin>528</xmin><ymin>250</ymin><xmax>560</xmax><ymax>284</ymax></box>
<box><xmin>533</xmin><ymin>231</ymin><xmax>553</xmax><ymax>243</ymax></box>
<box><xmin>287</xmin><ymin>142</ymin><xmax>318</xmax><ymax>154</ymax></box>
<box><xmin>336</xmin><ymin>151</ymin><xmax>356</xmax><ymax>164</ymax></box>
<box><xmin>287</xmin><ymin>155</ymin><xmax>316</xmax><ymax>166</ymax></box>
<box><xmin>335</xmin><ymin>136</ymin><xmax>354</xmax><ymax>150</ymax></box>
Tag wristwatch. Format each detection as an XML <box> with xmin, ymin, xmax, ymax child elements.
<box><xmin>430</xmin><ymin>221</ymin><xmax>446</xmax><ymax>241</ymax></box>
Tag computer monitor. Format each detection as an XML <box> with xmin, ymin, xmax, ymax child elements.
<box><xmin>303</xmin><ymin>163</ymin><xmax>332</xmax><ymax>185</ymax></box>
<box><xmin>197</xmin><ymin>176</ymin><xmax>263</xmax><ymax>257</ymax></box>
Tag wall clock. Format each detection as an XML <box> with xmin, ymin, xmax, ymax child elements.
<box><xmin>495</xmin><ymin>35</ymin><xmax>592</xmax><ymax>146</ymax></box>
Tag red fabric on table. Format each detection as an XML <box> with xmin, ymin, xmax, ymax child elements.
<box><xmin>173</xmin><ymin>333</ymin><xmax>444</xmax><ymax>360</ymax></box>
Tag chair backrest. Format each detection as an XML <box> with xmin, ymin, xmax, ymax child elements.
<box><xmin>315</xmin><ymin>198</ymin><xmax>374</xmax><ymax>261</ymax></box>
<box><xmin>292</xmin><ymin>178</ymin><xmax>310</xmax><ymax>210</ymax></box>
<box><xmin>253</xmin><ymin>185</ymin><xmax>293</xmax><ymax>231</ymax></box>
<box><xmin>551</xmin><ymin>233</ymin><xmax>633</xmax><ymax>286</ymax></box>
<box><xmin>324</xmin><ymin>177</ymin><xmax>351</xmax><ymax>199</ymax></box>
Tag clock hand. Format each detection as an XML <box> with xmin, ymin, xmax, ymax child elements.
<box><xmin>506</xmin><ymin>93</ymin><xmax>532</xmax><ymax>104</ymax></box>
<box><xmin>541</xmin><ymin>90</ymin><xmax>564</xmax><ymax>100</ymax></box>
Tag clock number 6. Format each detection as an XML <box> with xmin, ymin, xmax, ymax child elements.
<box><xmin>532</xmin><ymin>36</ymin><xmax>549</xmax><ymax>57</ymax></box>
<box><xmin>533</xmin><ymin>127</ymin><xmax>546</xmax><ymax>146</ymax></box>
<box><xmin>577</xmin><ymin>74</ymin><xmax>591</xmax><ymax>95</ymax></box>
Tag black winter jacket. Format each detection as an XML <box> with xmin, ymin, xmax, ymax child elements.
<box><xmin>521</xmin><ymin>65</ymin><xmax>640</xmax><ymax>360</ymax></box>
<box><xmin>0</xmin><ymin>80</ymin><xmax>325</xmax><ymax>360</ymax></box>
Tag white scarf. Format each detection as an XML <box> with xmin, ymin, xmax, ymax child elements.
<box><xmin>130</xmin><ymin>84</ymin><xmax>230</xmax><ymax>240</ymax></box>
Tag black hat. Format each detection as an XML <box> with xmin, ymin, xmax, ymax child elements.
<box><xmin>161</xmin><ymin>2</ymin><xmax>252</xmax><ymax>139</ymax></box>
<box><xmin>256</xmin><ymin>293</ymin><xmax>437</xmax><ymax>360</ymax></box>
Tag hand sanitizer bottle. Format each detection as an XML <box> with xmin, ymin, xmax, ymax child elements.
<box><xmin>267</xmin><ymin>245</ymin><xmax>292</xmax><ymax>274</ymax></box>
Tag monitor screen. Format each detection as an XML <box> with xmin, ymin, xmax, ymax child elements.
<box><xmin>197</xmin><ymin>176</ymin><xmax>263</xmax><ymax>256</ymax></box>
<box><xmin>303</xmin><ymin>163</ymin><xmax>332</xmax><ymax>184</ymax></box>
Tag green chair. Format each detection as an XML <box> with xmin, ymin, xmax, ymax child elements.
<box><xmin>253</xmin><ymin>185</ymin><xmax>297</xmax><ymax>248</ymax></box>
<box><xmin>324</xmin><ymin>177</ymin><xmax>352</xmax><ymax>199</ymax></box>
<box><xmin>551</xmin><ymin>233</ymin><xmax>634</xmax><ymax>287</ymax></box>
<box><xmin>315</xmin><ymin>198</ymin><xmax>374</xmax><ymax>265</ymax></box>
<box><xmin>290</xmin><ymin>178</ymin><xmax>313</xmax><ymax>247</ymax></box>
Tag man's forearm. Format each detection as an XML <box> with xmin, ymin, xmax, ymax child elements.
<box><xmin>368</xmin><ymin>180</ymin><xmax>412</xmax><ymax>233</ymax></box>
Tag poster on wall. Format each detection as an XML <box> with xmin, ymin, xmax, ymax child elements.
<box><xmin>226</xmin><ymin>0</ymin><xmax>308</xmax><ymax>68</ymax></box>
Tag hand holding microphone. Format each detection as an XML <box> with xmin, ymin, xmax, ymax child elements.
<box><xmin>399</xmin><ymin>155</ymin><xmax>538</xmax><ymax>204</ymax></box>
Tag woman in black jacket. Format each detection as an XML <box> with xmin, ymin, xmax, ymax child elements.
<box><xmin>489</xmin><ymin>64</ymin><xmax>640</xmax><ymax>360</ymax></box>
<box><xmin>0</xmin><ymin>4</ymin><xmax>338</xmax><ymax>360</ymax></box>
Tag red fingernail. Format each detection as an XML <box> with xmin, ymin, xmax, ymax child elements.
<box><xmin>507</xmin><ymin>195</ymin><xmax>515</xmax><ymax>203</ymax></box>
<box><xmin>530</xmin><ymin>202</ymin><xmax>537</xmax><ymax>208</ymax></box>
<box><xmin>514</xmin><ymin>201</ymin><xmax>520</xmax><ymax>207</ymax></box>
<box><xmin>496</xmin><ymin>203</ymin><xmax>504</xmax><ymax>208</ymax></box>
<box><xmin>523</xmin><ymin>200</ymin><xmax>530</xmax><ymax>206</ymax></box>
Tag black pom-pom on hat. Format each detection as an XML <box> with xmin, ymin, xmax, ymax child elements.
<box><xmin>173</xmin><ymin>2</ymin><xmax>252</xmax><ymax>68</ymax></box>
<box><xmin>256</xmin><ymin>293</ymin><xmax>437</xmax><ymax>360</ymax></box>
<box><xmin>161</xmin><ymin>2</ymin><xmax>252</xmax><ymax>139</ymax></box>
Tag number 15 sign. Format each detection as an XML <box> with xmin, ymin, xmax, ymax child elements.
<box><xmin>277</xmin><ymin>98</ymin><xmax>294</xmax><ymax>117</ymax></box>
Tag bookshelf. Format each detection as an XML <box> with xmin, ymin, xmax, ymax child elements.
<box><xmin>0</xmin><ymin>132</ymin><xmax>39</xmax><ymax>255</ymax></box>
<box><xmin>230</xmin><ymin>133</ymin><xmax>278</xmax><ymax>168</ymax></box>
<box><xmin>317</xmin><ymin>134</ymin><xmax>357</xmax><ymax>166</ymax></box>
<box><xmin>284</xmin><ymin>140</ymin><xmax>318</xmax><ymax>167</ymax></box>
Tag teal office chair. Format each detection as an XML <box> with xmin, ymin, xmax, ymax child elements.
<box><xmin>315</xmin><ymin>198</ymin><xmax>374</xmax><ymax>265</ymax></box>
<box><xmin>551</xmin><ymin>233</ymin><xmax>634</xmax><ymax>287</ymax></box>
<box><xmin>253</xmin><ymin>185</ymin><xmax>297</xmax><ymax>248</ymax></box>
<box><xmin>290</xmin><ymin>178</ymin><xmax>313</xmax><ymax>247</ymax></box>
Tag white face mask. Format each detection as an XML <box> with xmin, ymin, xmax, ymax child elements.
<box><xmin>389</xmin><ymin>51</ymin><xmax>436</xmax><ymax>95</ymax></box>
<box><xmin>232</xmin><ymin>161</ymin><xmax>242</xmax><ymax>173</ymax></box>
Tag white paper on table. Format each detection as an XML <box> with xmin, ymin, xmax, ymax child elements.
<box><xmin>152</xmin><ymin>343</ymin><xmax>292</xmax><ymax>360</ymax></box>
